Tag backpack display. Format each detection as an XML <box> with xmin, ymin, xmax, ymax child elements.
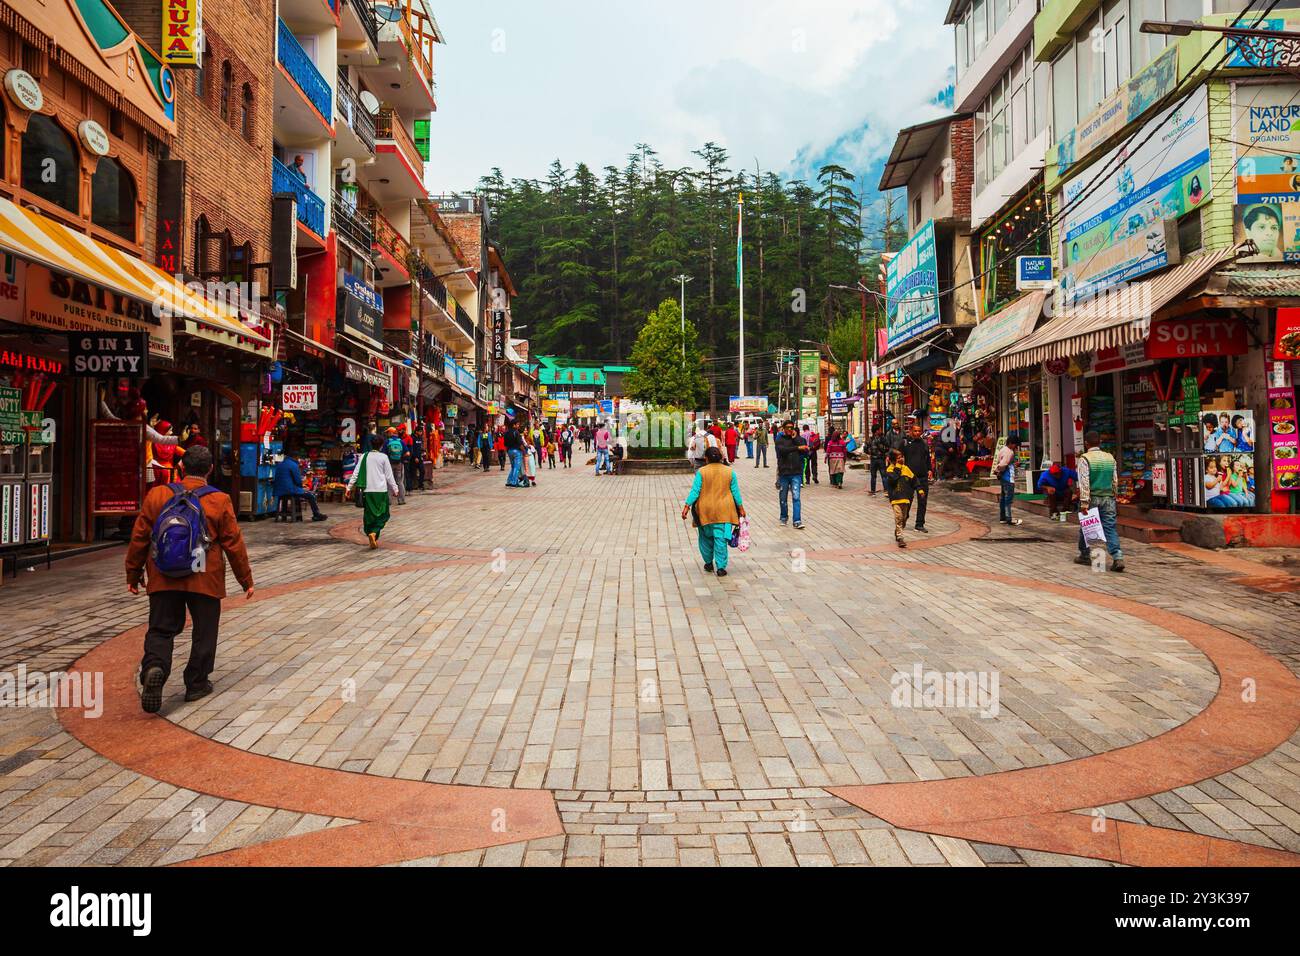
<box><xmin>150</xmin><ymin>483</ymin><xmax>217</xmax><ymax>578</ymax></box>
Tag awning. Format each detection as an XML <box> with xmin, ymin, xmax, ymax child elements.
<box><xmin>999</xmin><ymin>245</ymin><xmax>1243</xmax><ymax>371</ymax></box>
<box><xmin>283</xmin><ymin>327</ymin><xmax>389</xmax><ymax>388</ymax></box>
<box><xmin>0</xmin><ymin>196</ymin><xmax>268</xmax><ymax>345</ymax></box>
<box><xmin>952</xmin><ymin>291</ymin><xmax>1047</xmax><ymax>374</ymax></box>
<box><xmin>877</xmin><ymin>331</ymin><xmax>951</xmax><ymax>378</ymax></box>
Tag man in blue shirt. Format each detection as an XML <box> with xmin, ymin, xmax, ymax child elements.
<box><xmin>273</xmin><ymin>452</ymin><xmax>327</xmax><ymax>521</ymax></box>
<box><xmin>1036</xmin><ymin>463</ymin><xmax>1079</xmax><ymax>520</ymax></box>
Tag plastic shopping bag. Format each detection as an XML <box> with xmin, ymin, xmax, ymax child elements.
<box><xmin>1078</xmin><ymin>507</ymin><xmax>1107</xmax><ymax>546</ymax></box>
<box><xmin>736</xmin><ymin>517</ymin><xmax>751</xmax><ymax>552</ymax></box>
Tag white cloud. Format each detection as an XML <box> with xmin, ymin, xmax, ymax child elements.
<box><xmin>428</xmin><ymin>0</ymin><xmax>952</xmax><ymax>190</ymax></box>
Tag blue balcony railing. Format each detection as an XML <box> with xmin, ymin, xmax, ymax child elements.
<box><xmin>272</xmin><ymin>156</ymin><xmax>326</xmax><ymax>236</ymax></box>
<box><xmin>277</xmin><ymin>19</ymin><xmax>332</xmax><ymax>122</ymax></box>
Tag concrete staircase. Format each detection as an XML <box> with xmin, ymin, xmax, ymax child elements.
<box><xmin>970</xmin><ymin>484</ymin><xmax>1182</xmax><ymax>544</ymax></box>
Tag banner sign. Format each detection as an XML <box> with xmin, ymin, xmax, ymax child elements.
<box><xmin>492</xmin><ymin>310</ymin><xmax>508</xmax><ymax>361</ymax></box>
<box><xmin>729</xmin><ymin>396</ymin><xmax>768</xmax><ymax>414</ymax></box>
<box><xmin>799</xmin><ymin>350</ymin><xmax>820</xmax><ymax>418</ymax></box>
<box><xmin>161</xmin><ymin>0</ymin><xmax>203</xmax><ymax>67</ymax></box>
<box><xmin>26</xmin><ymin>265</ymin><xmax>173</xmax><ymax>358</ymax></box>
<box><xmin>1059</xmin><ymin>87</ymin><xmax>1210</xmax><ymax>304</ymax></box>
<box><xmin>0</xmin><ymin>386</ymin><xmax>22</xmax><ymax>444</ymax></box>
<box><xmin>1276</xmin><ymin>308</ymin><xmax>1300</xmax><ymax>360</ymax></box>
<box><xmin>1147</xmin><ymin>317</ymin><xmax>1249</xmax><ymax>359</ymax></box>
<box><xmin>338</xmin><ymin>273</ymin><xmax>384</xmax><ymax>348</ymax></box>
<box><xmin>1228</xmin><ymin>19</ymin><xmax>1300</xmax><ymax>68</ymax></box>
<box><xmin>1055</xmin><ymin>46</ymin><xmax>1178</xmax><ymax>176</ymax></box>
<box><xmin>67</xmin><ymin>331</ymin><xmax>149</xmax><ymax>376</ymax></box>
<box><xmin>281</xmin><ymin>383</ymin><xmax>318</xmax><ymax>411</ymax></box>
<box><xmin>953</xmin><ymin>293</ymin><xmax>1042</xmax><ymax>372</ymax></box>
<box><xmin>1015</xmin><ymin>256</ymin><xmax>1053</xmax><ymax>291</ymax></box>
<box><xmin>1268</xmin><ymin>387</ymin><xmax>1299</xmax><ymax>492</ymax></box>
<box><xmin>885</xmin><ymin>220</ymin><xmax>939</xmax><ymax>351</ymax></box>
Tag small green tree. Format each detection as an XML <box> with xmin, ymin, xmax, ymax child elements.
<box><xmin>624</xmin><ymin>298</ymin><xmax>708</xmax><ymax>408</ymax></box>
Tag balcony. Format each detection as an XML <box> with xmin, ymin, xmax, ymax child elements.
<box><xmin>333</xmin><ymin>189</ymin><xmax>373</xmax><ymax>255</ymax></box>
<box><xmin>272</xmin><ymin>156</ymin><xmax>327</xmax><ymax>238</ymax></box>
<box><xmin>276</xmin><ymin>19</ymin><xmax>333</xmax><ymax>134</ymax></box>
<box><xmin>342</xmin><ymin>0</ymin><xmax>380</xmax><ymax>58</ymax></box>
<box><xmin>335</xmin><ymin>72</ymin><xmax>375</xmax><ymax>160</ymax></box>
<box><xmin>369</xmin><ymin>208</ymin><xmax>410</xmax><ymax>286</ymax></box>
<box><xmin>454</xmin><ymin>301</ymin><xmax>474</xmax><ymax>339</ymax></box>
<box><xmin>364</xmin><ymin>0</ymin><xmax>441</xmax><ymax>112</ymax></box>
<box><xmin>364</xmin><ymin>108</ymin><xmax>427</xmax><ymax>201</ymax></box>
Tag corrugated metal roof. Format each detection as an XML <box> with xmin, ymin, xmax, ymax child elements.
<box><xmin>999</xmin><ymin>245</ymin><xmax>1242</xmax><ymax>371</ymax></box>
<box><xmin>877</xmin><ymin>114</ymin><xmax>969</xmax><ymax>191</ymax></box>
<box><xmin>1216</xmin><ymin>267</ymin><xmax>1300</xmax><ymax>298</ymax></box>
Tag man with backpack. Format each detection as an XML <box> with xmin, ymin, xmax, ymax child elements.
<box><xmin>384</xmin><ymin>428</ymin><xmax>407</xmax><ymax>504</ymax></box>
<box><xmin>126</xmin><ymin>445</ymin><xmax>254</xmax><ymax>714</ymax></box>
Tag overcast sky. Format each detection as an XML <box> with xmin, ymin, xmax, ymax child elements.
<box><xmin>428</xmin><ymin>0</ymin><xmax>953</xmax><ymax>194</ymax></box>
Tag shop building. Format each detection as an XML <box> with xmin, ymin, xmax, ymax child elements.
<box><xmin>0</xmin><ymin>0</ymin><xmax>272</xmax><ymax>557</ymax></box>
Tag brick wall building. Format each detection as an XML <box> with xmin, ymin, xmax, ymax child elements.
<box><xmin>114</xmin><ymin>1</ymin><xmax>274</xmax><ymax>285</ymax></box>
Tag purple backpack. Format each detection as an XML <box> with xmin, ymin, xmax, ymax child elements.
<box><xmin>150</xmin><ymin>483</ymin><xmax>217</xmax><ymax>578</ymax></box>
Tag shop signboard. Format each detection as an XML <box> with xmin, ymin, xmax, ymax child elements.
<box><xmin>799</xmin><ymin>350</ymin><xmax>821</xmax><ymax>418</ymax></box>
<box><xmin>1059</xmin><ymin>87</ymin><xmax>1210</xmax><ymax>304</ymax></box>
<box><xmin>953</xmin><ymin>294</ymin><xmax>1042</xmax><ymax>372</ymax></box>
<box><xmin>1054</xmin><ymin>46</ymin><xmax>1178</xmax><ymax>176</ymax></box>
<box><xmin>1152</xmin><ymin>461</ymin><xmax>1168</xmax><ymax>497</ymax></box>
<box><xmin>338</xmin><ymin>273</ymin><xmax>384</xmax><ymax>349</ymax></box>
<box><xmin>885</xmin><ymin>220</ymin><xmax>939</xmax><ymax>351</ymax></box>
<box><xmin>1276</xmin><ymin>308</ymin><xmax>1300</xmax><ymax>360</ymax></box>
<box><xmin>492</xmin><ymin>310</ymin><xmax>508</xmax><ymax>361</ymax></box>
<box><xmin>1181</xmin><ymin>375</ymin><xmax>1202</xmax><ymax>427</ymax></box>
<box><xmin>729</xmin><ymin>396</ymin><xmax>768</xmax><ymax>414</ymax></box>
<box><xmin>1093</xmin><ymin>341</ymin><xmax>1149</xmax><ymax>374</ymax></box>
<box><xmin>1015</xmin><ymin>256</ymin><xmax>1054</xmax><ymax>291</ymax></box>
<box><xmin>0</xmin><ymin>386</ymin><xmax>22</xmax><ymax>444</ymax></box>
<box><xmin>90</xmin><ymin>421</ymin><xmax>144</xmax><ymax>515</ymax></box>
<box><xmin>1234</xmin><ymin>81</ymin><xmax>1300</xmax><ymax>204</ymax></box>
<box><xmin>0</xmin><ymin>254</ymin><xmax>22</xmax><ymax>325</ymax></box>
<box><xmin>67</xmin><ymin>331</ymin><xmax>149</xmax><ymax>376</ymax></box>
<box><xmin>1268</xmin><ymin>387</ymin><xmax>1299</xmax><ymax>492</ymax></box>
<box><xmin>1147</xmin><ymin>317</ymin><xmax>1248</xmax><ymax>359</ymax></box>
<box><xmin>25</xmin><ymin>265</ymin><xmax>173</xmax><ymax>358</ymax></box>
<box><xmin>161</xmin><ymin>0</ymin><xmax>203</xmax><ymax>67</ymax></box>
<box><xmin>281</xmin><ymin>384</ymin><xmax>318</xmax><ymax>411</ymax></box>
<box><xmin>542</xmin><ymin>399</ymin><xmax>561</xmax><ymax>416</ymax></box>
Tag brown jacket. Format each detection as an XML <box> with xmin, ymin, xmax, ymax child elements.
<box><xmin>125</xmin><ymin>477</ymin><xmax>253</xmax><ymax>599</ymax></box>
<box><xmin>693</xmin><ymin>462</ymin><xmax>741</xmax><ymax>527</ymax></box>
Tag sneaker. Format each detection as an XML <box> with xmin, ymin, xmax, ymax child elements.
<box><xmin>780</xmin><ymin>520</ymin><xmax>788</xmax><ymax>526</ymax></box>
<box><xmin>312</xmin><ymin>514</ymin><xmax>330</xmax><ymax>522</ymax></box>
<box><xmin>704</xmin><ymin>563</ymin><xmax>714</xmax><ymax>573</ymax></box>
<box><xmin>915</xmin><ymin>526</ymin><xmax>930</xmax><ymax>535</ymax></box>
<box><xmin>184</xmin><ymin>681</ymin><xmax>214</xmax><ymax>703</ymax></box>
<box><xmin>138</xmin><ymin>666</ymin><xmax>165</xmax><ymax>714</ymax></box>
<box><xmin>793</xmin><ymin>522</ymin><xmax>805</xmax><ymax>530</ymax></box>
<box><xmin>716</xmin><ymin>569</ymin><xmax>728</xmax><ymax>578</ymax></box>
<box><xmin>1009</xmin><ymin>519</ymin><xmax>1023</xmax><ymax>527</ymax></box>
<box><xmin>1111</xmin><ymin>559</ymin><xmax>1126</xmax><ymax>573</ymax></box>
<box><xmin>1073</xmin><ymin>555</ymin><xmax>1091</xmax><ymax>566</ymax></box>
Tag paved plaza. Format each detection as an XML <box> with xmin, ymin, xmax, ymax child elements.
<box><xmin>2</xmin><ymin>462</ymin><xmax>1299</xmax><ymax>867</ymax></box>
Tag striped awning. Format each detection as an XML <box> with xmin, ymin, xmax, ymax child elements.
<box><xmin>999</xmin><ymin>245</ymin><xmax>1242</xmax><ymax>371</ymax></box>
<box><xmin>0</xmin><ymin>196</ymin><xmax>269</xmax><ymax>346</ymax></box>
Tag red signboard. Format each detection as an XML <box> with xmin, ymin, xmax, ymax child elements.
<box><xmin>1276</xmin><ymin>308</ymin><xmax>1300</xmax><ymax>362</ymax></box>
<box><xmin>91</xmin><ymin>421</ymin><xmax>144</xmax><ymax>515</ymax></box>
<box><xmin>1146</xmin><ymin>317</ymin><xmax>1248</xmax><ymax>359</ymax></box>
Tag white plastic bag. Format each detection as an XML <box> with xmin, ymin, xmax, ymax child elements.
<box><xmin>1078</xmin><ymin>507</ymin><xmax>1107</xmax><ymax>546</ymax></box>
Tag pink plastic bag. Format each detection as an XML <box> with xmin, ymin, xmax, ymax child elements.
<box><xmin>737</xmin><ymin>517</ymin><xmax>751</xmax><ymax>552</ymax></box>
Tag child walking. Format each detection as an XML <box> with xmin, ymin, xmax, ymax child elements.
<box><xmin>884</xmin><ymin>448</ymin><xmax>917</xmax><ymax>550</ymax></box>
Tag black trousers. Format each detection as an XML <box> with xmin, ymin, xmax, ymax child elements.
<box><xmin>804</xmin><ymin>453</ymin><xmax>819</xmax><ymax>482</ymax></box>
<box><xmin>913</xmin><ymin>482</ymin><xmax>929</xmax><ymax>528</ymax></box>
<box><xmin>869</xmin><ymin>459</ymin><xmax>885</xmax><ymax>493</ymax></box>
<box><xmin>140</xmin><ymin>591</ymin><xmax>222</xmax><ymax>690</ymax></box>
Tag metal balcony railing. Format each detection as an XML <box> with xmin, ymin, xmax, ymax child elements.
<box><xmin>277</xmin><ymin>19</ymin><xmax>332</xmax><ymax>122</ymax></box>
<box><xmin>332</xmin><ymin>190</ymin><xmax>373</xmax><ymax>253</ymax></box>
<box><xmin>335</xmin><ymin>72</ymin><xmax>375</xmax><ymax>151</ymax></box>
<box><xmin>374</xmin><ymin>108</ymin><xmax>424</xmax><ymax>175</ymax></box>
<box><xmin>368</xmin><ymin>207</ymin><xmax>410</xmax><ymax>265</ymax></box>
<box><xmin>416</xmin><ymin>260</ymin><xmax>448</xmax><ymax>311</ymax></box>
<box><xmin>348</xmin><ymin>0</ymin><xmax>380</xmax><ymax>53</ymax></box>
<box><xmin>454</xmin><ymin>302</ymin><xmax>474</xmax><ymax>339</ymax></box>
<box><xmin>272</xmin><ymin>156</ymin><xmax>326</xmax><ymax>236</ymax></box>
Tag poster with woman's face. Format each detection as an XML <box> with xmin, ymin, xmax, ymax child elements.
<box><xmin>1235</xmin><ymin>202</ymin><xmax>1300</xmax><ymax>262</ymax></box>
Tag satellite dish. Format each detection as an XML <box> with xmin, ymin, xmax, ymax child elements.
<box><xmin>358</xmin><ymin>89</ymin><xmax>380</xmax><ymax>114</ymax></box>
<box><xmin>374</xmin><ymin>4</ymin><xmax>403</xmax><ymax>23</ymax></box>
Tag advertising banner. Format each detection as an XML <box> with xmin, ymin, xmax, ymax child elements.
<box><xmin>0</xmin><ymin>386</ymin><xmax>22</xmax><ymax>444</ymax></box>
<box><xmin>729</xmin><ymin>396</ymin><xmax>768</xmax><ymax>414</ymax></box>
<box><xmin>1276</xmin><ymin>307</ymin><xmax>1300</xmax><ymax>360</ymax></box>
<box><xmin>1268</xmin><ymin>387</ymin><xmax>1299</xmax><ymax>492</ymax></box>
<box><xmin>885</xmin><ymin>220</ymin><xmax>939</xmax><ymax>352</ymax></box>
<box><xmin>953</xmin><ymin>293</ymin><xmax>1042</xmax><ymax>372</ymax></box>
<box><xmin>281</xmin><ymin>384</ymin><xmax>318</xmax><ymax>411</ymax></box>
<box><xmin>799</xmin><ymin>350</ymin><xmax>821</xmax><ymax>418</ymax></box>
<box><xmin>1146</xmin><ymin>317</ymin><xmax>1249</xmax><ymax>359</ymax></box>
<box><xmin>339</xmin><ymin>273</ymin><xmax>384</xmax><ymax>349</ymax></box>
<box><xmin>25</xmin><ymin>265</ymin><xmax>173</xmax><ymax>358</ymax></box>
<box><xmin>67</xmin><ymin>331</ymin><xmax>149</xmax><ymax>376</ymax></box>
<box><xmin>1228</xmin><ymin>19</ymin><xmax>1300</xmax><ymax>68</ymax></box>
<box><xmin>161</xmin><ymin>0</ymin><xmax>202</xmax><ymax>67</ymax></box>
<box><xmin>1234</xmin><ymin>82</ymin><xmax>1300</xmax><ymax>203</ymax></box>
<box><xmin>1055</xmin><ymin>46</ymin><xmax>1178</xmax><ymax>176</ymax></box>
<box><xmin>1059</xmin><ymin>87</ymin><xmax>1210</xmax><ymax>304</ymax></box>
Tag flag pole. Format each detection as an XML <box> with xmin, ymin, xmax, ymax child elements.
<box><xmin>738</xmin><ymin>192</ymin><xmax>745</xmax><ymax>401</ymax></box>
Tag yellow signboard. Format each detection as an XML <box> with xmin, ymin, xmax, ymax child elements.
<box><xmin>162</xmin><ymin>0</ymin><xmax>202</xmax><ymax>68</ymax></box>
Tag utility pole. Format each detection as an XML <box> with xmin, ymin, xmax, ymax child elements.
<box><xmin>737</xmin><ymin>192</ymin><xmax>745</xmax><ymax>400</ymax></box>
<box><xmin>674</xmin><ymin>274</ymin><xmax>693</xmax><ymax>364</ymax></box>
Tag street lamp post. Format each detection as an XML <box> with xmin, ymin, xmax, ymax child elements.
<box><xmin>674</xmin><ymin>274</ymin><xmax>694</xmax><ymax>363</ymax></box>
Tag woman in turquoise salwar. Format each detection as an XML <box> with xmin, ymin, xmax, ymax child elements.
<box><xmin>681</xmin><ymin>446</ymin><xmax>747</xmax><ymax>578</ymax></box>
<box><xmin>345</xmin><ymin>435</ymin><xmax>402</xmax><ymax>549</ymax></box>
